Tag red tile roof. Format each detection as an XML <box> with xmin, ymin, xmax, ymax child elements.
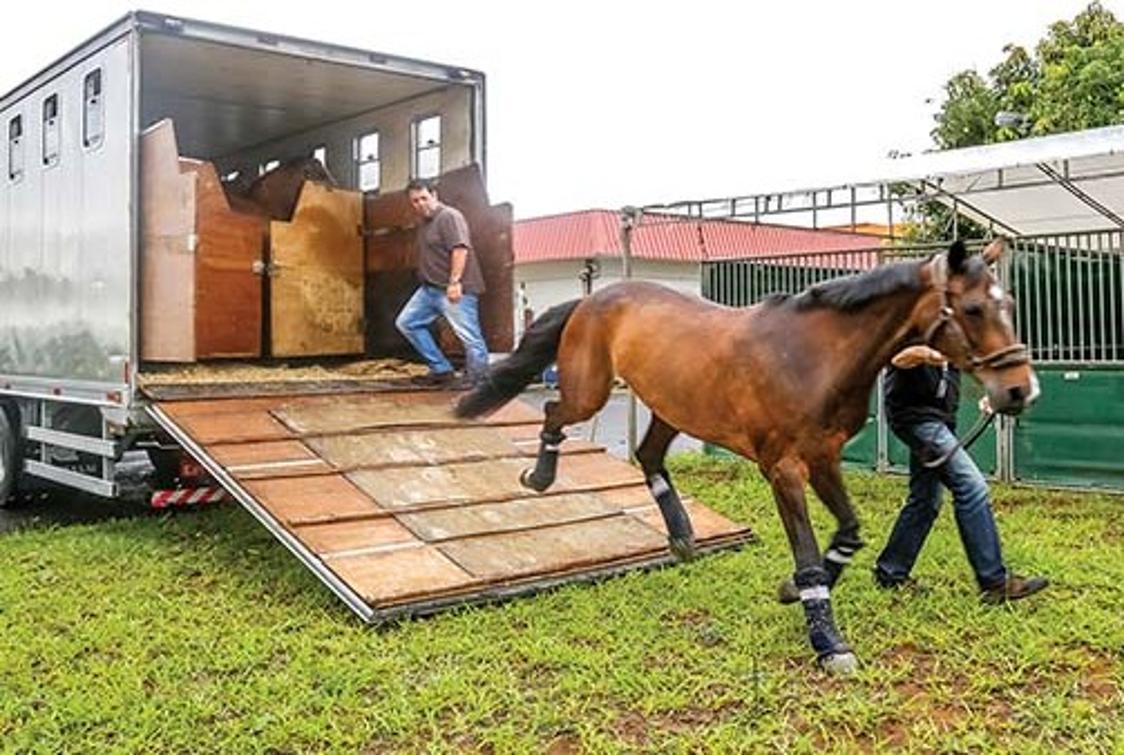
<box><xmin>514</xmin><ymin>209</ymin><xmax>880</xmax><ymax>264</ymax></box>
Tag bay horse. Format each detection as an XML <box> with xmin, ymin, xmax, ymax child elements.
<box><xmin>224</xmin><ymin>156</ymin><xmax>337</xmax><ymax>220</ymax></box>
<box><xmin>456</xmin><ymin>238</ymin><xmax>1038</xmax><ymax>673</ymax></box>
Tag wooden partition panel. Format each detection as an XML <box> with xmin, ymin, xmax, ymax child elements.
<box><xmin>270</xmin><ymin>182</ymin><xmax>365</xmax><ymax>357</ymax></box>
<box><xmin>140</xmin><ymin>120</ymin><xmax>197</xmax><ymax>362</ymax></box>
<box><xmin>141</xmin><ymin>119</ymin><xmax>266</xmax><ymax>362</ymax></box>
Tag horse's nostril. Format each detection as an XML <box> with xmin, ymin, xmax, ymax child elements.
<box><xmin>1008</xmin><ymin>385</ymin><xmax>1025</xmax><ymax>403</ymax></box>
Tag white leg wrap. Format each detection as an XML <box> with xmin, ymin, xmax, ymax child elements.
<box><xmin>647</xmin><ymin>474</ymin><xmax>671</xmax><ymax>498</ymax></box>
<box><xmin>799</xmin><ymin>586</ymin><xmax>831</xmax><ymax>602</ymax></box>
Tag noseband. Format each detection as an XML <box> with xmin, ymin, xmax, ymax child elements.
<box><xmin>922</xmin><ymin>255</ymin><xmax>1030</xmax><ymax>371</ymax></box>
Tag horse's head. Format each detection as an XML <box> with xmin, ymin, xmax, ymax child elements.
<box><xmin>297</xmin><ymin>155</ymin><xmax>337</xmax><ymax>186</ymax></box>
<box><xmin>920</xmin><ymin>238</ymin><xmax>1039</xmax><ymax>415</ymax></box>
<box><xmin>244</xmin><ymin>156</ymin><xmax>339</xmax><ymax>220</ymax></box>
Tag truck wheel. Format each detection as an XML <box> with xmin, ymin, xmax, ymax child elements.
<box><xmin>0</xmin><ymin>408</ymin><xmax>22</xmax><ymax>508</ymax></box>
<box><xmin>147</xmin><ymin>447</ymin><xmax>182</xmax><ymax>489</ymax></box>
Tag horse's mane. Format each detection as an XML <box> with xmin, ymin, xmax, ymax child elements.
<box><xmin>762</xmin><ymin>259</ymin><xmax>926</xmax><ymax>312</ymax></box>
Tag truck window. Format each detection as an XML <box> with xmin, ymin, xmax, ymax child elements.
<box><xmin>42</xmin><ymin>94</ymin><xmax>60</xmax><ymax>167</ymax></box>
<box><xmin>412</xmin><ymin>115</ymin><xmax>441</xmax><ymax>179</ymax></box>
<box><xmin>83</xmin><ymin>69</ymin><xmax>104</xmax><ymax>149</ymax></box>
<box><xmin>7</xmin><ymin>115</ymin><xmax>23</xmax><ymax>181</ymax></box>
<box><xmin>356</xmin><ymin>131</ymin><xmax>379</xmax><ymax>192</ymax></box>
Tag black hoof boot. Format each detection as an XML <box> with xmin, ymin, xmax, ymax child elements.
<box><xmin>647</xmin><ymin>471</ymin><xmax>695</xmax><ymax>561</ymax></box>
<box><xmin>818</xmin><ymin>650</ymin><xmax>859</xmax><ymax>675</ymax></box>
<box><xmin>668</xmin><ymin>535</ymin><xmax>698</xmax><ymax>562</ymax></box>
<box><xmin>521</xmin><ymin>429</ymin><xmax>564</xmax><ymax>492</ymax></box>
<box><xmin>823</xmin><ymin>530</ymin><xmax>865</xmax><ymax>588</ymax></box>
<box><xmin>795</xmin><ymin>566</ymin><xmax>858</xmax><ymax>675</ymax></box>
<box><xmin>519</xmin><ymin>467</ymin><xmax>552</xmax><ymax>492</ymax></box>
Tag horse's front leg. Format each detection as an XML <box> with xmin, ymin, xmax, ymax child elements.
<box><xmin>779</xmin><ymin>460</ymin><xmax>865</xmax><ymax>604</ymax></box>
<box><xmin>768</xmin><ymin>457</ymin><xmax>858</xmax><ymax>674</ymax></box>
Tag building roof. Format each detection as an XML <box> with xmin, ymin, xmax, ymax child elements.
<box><xmin>824</xmin><ymin>222</ymin><xmax>900</xmax><ymax>237</ymax></box>
<box><xmin>513</xmin><ymin>209</ymin><xmax>880</xmax><ymax>264</ymax></box>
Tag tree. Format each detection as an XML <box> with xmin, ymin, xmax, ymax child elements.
<box><xmin>902</xmin><ymin>2</ymin><xmax>1124</xmax><ymax>240</ymax></box>
<box><xmin>934</xmin><ymin>1</ymin><xmax>1124</xmax><ymax>147</ymax></box>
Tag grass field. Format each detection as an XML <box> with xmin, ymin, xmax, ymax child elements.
<box><xmin>1</xmin><ymin>455</ymin><xmax>1121</xmax><ymax>753</ymax></box>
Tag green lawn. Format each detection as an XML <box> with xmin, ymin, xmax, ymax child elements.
<box><xmin>1</xmin><ymin>455</ymin><xmax>1121</xmax><ymax>753</ymax></box>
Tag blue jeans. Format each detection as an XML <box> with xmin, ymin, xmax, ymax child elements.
<box><xmin>394</xmin><ymin>285</ymin><xmax>489</xmax><ymax>378</ymax></box>
<box><xmin>875</xmin><ymin>420</ymin><xmax>1007</xmax><ymax>589</ymax></box>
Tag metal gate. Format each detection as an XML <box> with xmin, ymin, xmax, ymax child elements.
<box><xmin>1007</xmin><ymin>232</ymin><xmax>1124</xmax><ymax>489</ymax></box>
<box><xmin>702</xmin><ymin>231</ymin><xmax>1124</xmax><ymax>491</ymax></box>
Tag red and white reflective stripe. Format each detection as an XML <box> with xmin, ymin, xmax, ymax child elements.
<box><xmin>150</xmin><ymin>487</ymin><xmax>227</xmax><ymax>509</ymax></box>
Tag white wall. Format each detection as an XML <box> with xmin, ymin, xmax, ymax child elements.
<box><xmin>514</xmin><ymin>258</ymin><xmax>702</xmax><ymax>341</ymax></box>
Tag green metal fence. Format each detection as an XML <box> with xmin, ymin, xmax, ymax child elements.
<box><xmin>1012</xmin><ymin>367</ymin><xmax>1124</xmax><ymax>490</ymax></box>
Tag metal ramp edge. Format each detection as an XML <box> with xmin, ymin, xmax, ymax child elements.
<box><xmin>148</xmin><ymin>402</ymin><xmax>377</xmax><ymax>622</ymax></box>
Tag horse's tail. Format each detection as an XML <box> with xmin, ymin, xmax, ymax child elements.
<box><xmin>455</xmin><ymin>299</ymin><xmax>581</xmax><ymax>419</ymax></box>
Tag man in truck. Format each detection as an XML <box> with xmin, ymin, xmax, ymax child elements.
<box><xmin>396</xmin><ymin>178</ymin><xmax>489</xmax><ymax>388</ymax></box>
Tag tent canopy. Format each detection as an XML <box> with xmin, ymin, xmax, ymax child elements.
<box><xmin>643</xmin><ymin>125</ymin><xmax>1124</xmax><ymax>237</ymax></box>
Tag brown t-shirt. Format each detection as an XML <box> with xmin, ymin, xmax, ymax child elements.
<box><xmin>415</xmin><ymin>204</ymin><xmax>486</xmax><ymax>295</ymax></box>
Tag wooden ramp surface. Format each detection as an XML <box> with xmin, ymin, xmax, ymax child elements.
<box><xmin>147</xmin><ymin>389</ymin><xmax>753</xmax><ymax>622</ymax></box>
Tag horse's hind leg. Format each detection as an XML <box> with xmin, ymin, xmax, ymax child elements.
<box><xmin>810</xmin><ymin>460</ymin><xmax>864</xmax><ymax>588</ymax></box>
<box><xmin>636</xmin><ymin>415</ymin><xmax>696</xmax><ymax>562</ymax></box>
<box><xmin>519</xmin><ymin>399</ymin><xmax>568</xmax><ymax>492</ymax></box>
<box><xmin>520</xmin><ymin>350</ymin><xmax>614</xmax><ymax>493</ymax></box>
<box><xmin>769</xmin><ymin>457</ymin><xmax>857</xmax><ymax>674</ymax></box>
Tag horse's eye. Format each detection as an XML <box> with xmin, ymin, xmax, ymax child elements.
<box><xmin>964</xmin><ymin>303</ymin><xmax>984</xmax><ymax>318</ymax></box>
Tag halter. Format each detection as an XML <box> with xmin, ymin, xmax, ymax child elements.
<box><xmin>921</xmin><ymin>255</ymin><xmax>1030</xmax><ymax>371</ymax></box>
<box><xmin>915</xmin><ymin>254</ymin><xmax>1028</xmax><ymax>469</ymax></box>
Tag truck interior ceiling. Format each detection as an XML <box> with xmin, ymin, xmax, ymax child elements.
<box><xmin>140</xmin><ymin>32</ymin><xmax>450</xmax><ymax>170</ymax></box>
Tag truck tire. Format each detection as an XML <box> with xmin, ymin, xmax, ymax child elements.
<box><xmin>147</xmin><ymin>447</ymin><xmax>182</xmax><ymax>489</ymax></box>
<box><xmin>0</xmin><ymin>407</ymin><xmax>22</xmax><ymax>508</ymax></box>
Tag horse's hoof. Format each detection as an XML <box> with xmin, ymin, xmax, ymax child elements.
<box><xmin>519</xmin><ymin>468</ymin><xmax>549</xmax><ymax>492</ymax></box>
<box><xmin>818</xmin><ymin>651</ymin><xmax>859</xmax><ymax>675</ymax></box>
<box><xmin>669</xmin><ymin>536</ymin><xmax>698</xmax><ymax>562</ymax></box>
<box><xmin>777</xmin><ymin>578</ymin><xmax>799</xmax><ymax>605</ymax></box>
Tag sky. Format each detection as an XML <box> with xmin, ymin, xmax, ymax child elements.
<box><xmin>3</xmin><ymin>0</ymin><xmax>1120</xmax><ymax>219</ymax></box>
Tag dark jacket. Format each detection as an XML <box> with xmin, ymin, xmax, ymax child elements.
<box><xmin>884</xmin><ymin>363</ymin><xmax>960</xmax><ymax>433</ymax></box>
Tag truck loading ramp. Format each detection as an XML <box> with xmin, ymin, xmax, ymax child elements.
<box><xmin>145</xmin><ymin>385</ymin><xmax>754</xmax><ymax>622</ymax></box>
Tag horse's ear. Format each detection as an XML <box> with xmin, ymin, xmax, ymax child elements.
<box><xmin>947</xmin><ymin>239</ymin><xmax>968</xmax><ymax>273</ymax></box>
<box><xmin>981</xmin><ymin>236</ymin><xmax>1007</xmax><ymax>265</ymax></box>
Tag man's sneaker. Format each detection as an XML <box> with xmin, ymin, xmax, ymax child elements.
<box><xmin>980</xmin><ymin>574</ymin><xmax>1048</xmax><ymax>605</ymax></box>
<box><xmin>409</xmin><ymin>371</ymin><xmax>455</xmax><ymax>388</ymax></box>
<box><xmin>872</xmin><ymin>566</ymin><xmax>926</xmax><ymax>592</ymax></box>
